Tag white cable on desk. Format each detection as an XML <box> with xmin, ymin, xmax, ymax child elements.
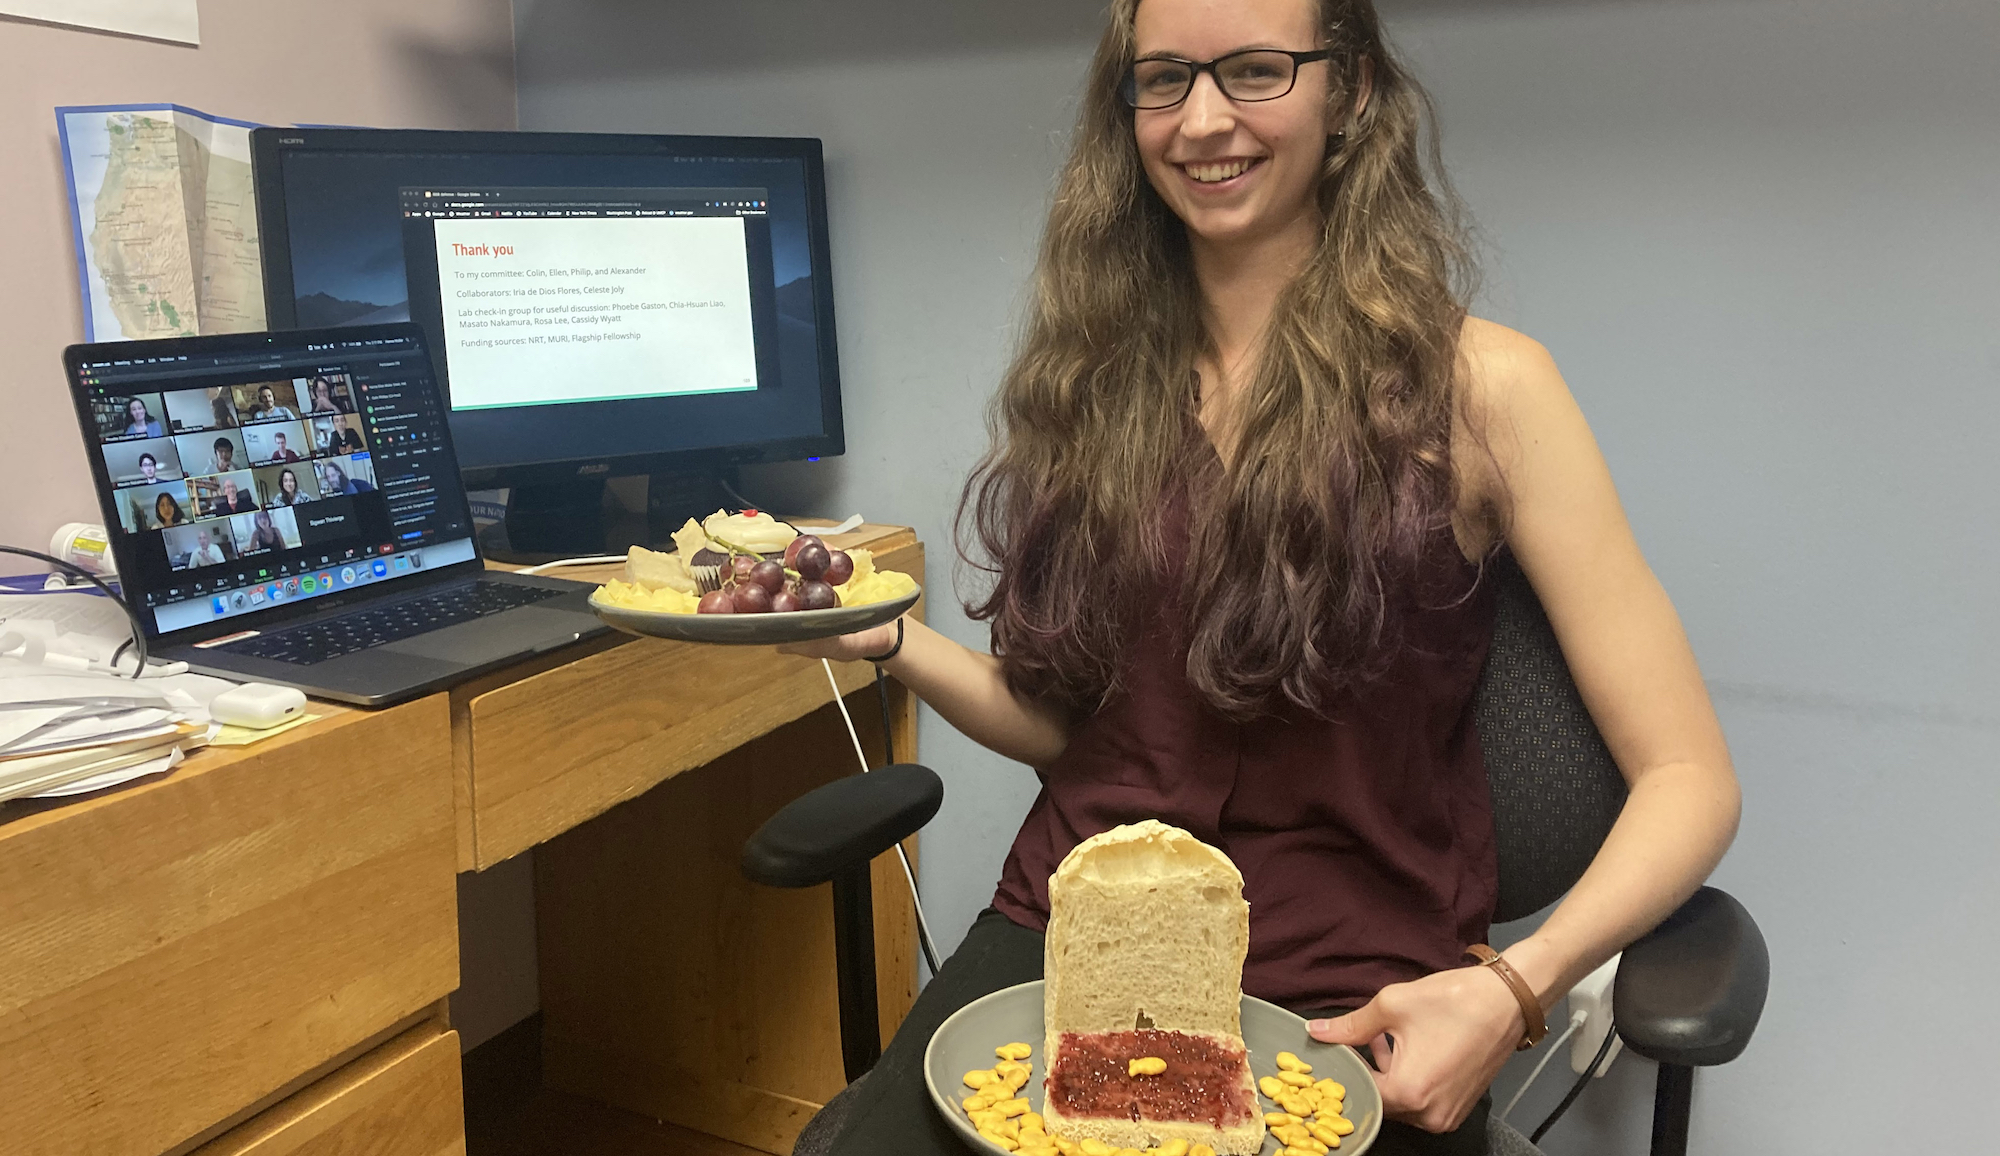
<box><xmin>515</xmin><ymin>554</ymin><xmax>626</xmax><ymax>575</ymax></box>
<box><xmin>821</xmin><ymin>657</ymin><xmax>943</xmax><ymax>975</ymax></box>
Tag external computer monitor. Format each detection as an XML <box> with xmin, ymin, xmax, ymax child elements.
<box><xmin>250</xmin><ymin>128</ymin><xmax>843</xmax><ymax>554</ymax></box>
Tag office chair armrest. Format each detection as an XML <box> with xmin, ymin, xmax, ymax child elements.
<box><xmin>1612</xmin><ymin>886</ymin><xmax>1769</xmax><ymax>1067</ymax></box>
<box><xmin>741</xmin><ymin>763</ymin><xmax>943</xmax><ymax>889</ymax></box>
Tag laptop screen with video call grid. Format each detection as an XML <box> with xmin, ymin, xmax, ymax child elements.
<box><xmin>71</xmin><ymin>325</ymin><xmax>478</xmax><ymax>639</ymax></box>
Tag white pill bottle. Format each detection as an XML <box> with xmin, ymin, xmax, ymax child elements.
<box><xmin>48</xmin><ymin>522</ymin><xmax>117</xmax><ymax>584</ymax></box>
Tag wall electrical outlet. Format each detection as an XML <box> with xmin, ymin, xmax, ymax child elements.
<box><xmin>1568</xmin><ymin>952</ymin><xmax>1624</xmax><ymax>1076</ymax></box>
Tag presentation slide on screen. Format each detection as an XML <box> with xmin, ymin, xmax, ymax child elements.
<box><xmin>432</xmin><ymin>216</ymin><xmax>760</xmax><ymax>410</ymax></box>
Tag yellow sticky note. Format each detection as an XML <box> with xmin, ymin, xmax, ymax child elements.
<box><xmin>208</xmin><ymin>712</ymin><xmax>320</xmax><ymax>747</ymax></box>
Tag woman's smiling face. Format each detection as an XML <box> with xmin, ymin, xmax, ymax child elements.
<box><xmin>1131</xmin><ymin>0</ymin><xmax>1334</xmax><ymax>251</ymax></box>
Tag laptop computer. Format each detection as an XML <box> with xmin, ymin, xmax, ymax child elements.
<box><xmin>65</xmin><ymin>322</ymin><xmax>610</xmax><ymax>706</ymax></box>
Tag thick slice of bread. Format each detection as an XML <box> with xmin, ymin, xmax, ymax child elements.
<box><xmin>1040</xmin><ymin>821</ymin><xmax>1261</xmax><ymax>1155</ymax></box>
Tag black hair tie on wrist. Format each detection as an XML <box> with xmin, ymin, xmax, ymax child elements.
<box><xmin>862</xmin><ymin>618</ymin><xmax>904</xmax><ymax>664</ymax></box>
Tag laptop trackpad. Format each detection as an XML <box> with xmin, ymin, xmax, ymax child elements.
<box><xmin>383</xmin><ymin>607</ymin><xmax>587</xmax><ymax>665</ymax></box>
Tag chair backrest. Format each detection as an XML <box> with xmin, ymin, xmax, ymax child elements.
<box><xmin>1473</xmin><ymin>551</ymin><xmax>1628</xmax><ymax>924</ymax></box>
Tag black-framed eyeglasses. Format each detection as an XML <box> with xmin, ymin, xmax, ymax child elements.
<box><xmin>1120</xmin><ymin>48</ymin><xmax>1334</xmax><ymax>110</ymax></box>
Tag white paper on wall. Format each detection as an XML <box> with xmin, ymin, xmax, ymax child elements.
<box><xmin>0</xmin><ymin>0</ymin><xmax>199</xmax><ymax>46</ymax></box>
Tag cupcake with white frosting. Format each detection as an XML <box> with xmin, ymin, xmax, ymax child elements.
<box><xmin>684</xmin><ymin>509</ymin><xmax>798</xmax><ymax>591</ymax></box>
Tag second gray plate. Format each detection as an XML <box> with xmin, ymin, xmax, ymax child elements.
<box><xmin>925</xmin><ymin>979</ymin><xmax>1381</xmax><ymax>1155</ymax></box>
<box><xmin>588</xmin><ymin>585</ymin><xmax>919</xmax><ymax>645</ymax></box>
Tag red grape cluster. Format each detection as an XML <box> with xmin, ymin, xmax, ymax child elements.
<box><xmin>696</xmin><ymin>534</ymin><xmax>855</xmax><ymax>614</ymax></box>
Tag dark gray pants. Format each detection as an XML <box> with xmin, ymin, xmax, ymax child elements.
<box><xmin>823</xmin><ymin>909</ymin><xmax>1489</xmax><ymax>1156</ymax></box>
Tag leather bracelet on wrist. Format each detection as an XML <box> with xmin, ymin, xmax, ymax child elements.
<box><xmin>862</xmin><ymin>618</ymin><xmax>904</xmax><ymax>664</ymax></box>
<box><xmin>1464</xmin><ymin>943</ymin><xmax>1548</xmax><ymax>1051</ymax></box>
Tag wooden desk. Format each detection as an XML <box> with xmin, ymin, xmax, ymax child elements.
<box><xmin>0</xmin><ymin>523</ymin><xmax>924</xmax><ymax>1156</ymax></box>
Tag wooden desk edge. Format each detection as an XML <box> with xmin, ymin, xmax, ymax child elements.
<box><xmin>2</xmin><ymin>522</ymin><xmax>920</xmax><ymax>862</ymax></box>
<box><xmin>0</xmin><ymin>700</ymin><xmax>364</xmax><ymax>839</ymax></box>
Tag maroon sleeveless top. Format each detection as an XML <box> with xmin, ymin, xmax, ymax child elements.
<box><xmin>991</xmin><ymin>506</ymin><xmax>1500</xmax><ymax>1010</ymax></box>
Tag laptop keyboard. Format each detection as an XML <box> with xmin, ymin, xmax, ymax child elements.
<box><xmin>222</xmin><ymin>580</ymin><xmax>566</xmax><ymax>665</ymax></box>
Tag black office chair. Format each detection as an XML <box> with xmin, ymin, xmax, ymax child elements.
<box><xmin>749</xmin><ymin>551</ymin><xmax>1767</xmax><ymax>1156</ymax></box>
<box><xmin>1474</xmin><ymin>551</ymin><xmax>1767</xmax><ymax>1155</ymax></box>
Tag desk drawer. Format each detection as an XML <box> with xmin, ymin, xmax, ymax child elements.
<box><xmin>193</xmin><ymin>1023</ymin><xmax>464</xmax><ymax>1156</ymax></box>
<box><xmin>457</xmin><ymin>537</ymin><xmax>925</xmax><ymax>869</ymax></box>
<box><xmin>0</xmin><ymin>696</ymin><xmax>457</xmax><ymax>1156</ymax></box>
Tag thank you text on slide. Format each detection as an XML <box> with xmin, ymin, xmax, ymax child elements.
<box><xmin>433</xmin><ymin>215</ymin><xmax>760</xmax><ymax>410</ymax></box>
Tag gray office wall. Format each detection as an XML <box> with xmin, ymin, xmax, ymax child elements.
<box><xmin>514</xmin><ymin>0</ymin><xmax>1103</xmax><ymax>1000</ymax></box>
<box><xmin>516</xmin><ymin>1</ymin><xmax>1999</xmax><ymax>1150</ymax></box>
<box><xmin>1385</xmin><ymin>3</ymin><xmax>2000</xmax><ymax>1150</ymax></box>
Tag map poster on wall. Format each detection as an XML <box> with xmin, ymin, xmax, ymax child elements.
<box><xmin>56</xmin><ymin>103</ymin><xmax>265</xmax><ymax>343</ymax></box>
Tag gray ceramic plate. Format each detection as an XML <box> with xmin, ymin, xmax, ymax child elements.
<box><xmin>925</xmin><ymin>980</ymin><xmax>1381</xmax><ymax>1155</ymax></box>
<box><xmin>588</xmin><ymin>585</ymin><xmax>919</xmax><ymax>646</ymax></box>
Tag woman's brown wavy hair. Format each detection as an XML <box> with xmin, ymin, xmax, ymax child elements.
<box><xmin>961</xmin><ymin>0</ymin><xmax>1488</xmax><ymax>722</ymax></box>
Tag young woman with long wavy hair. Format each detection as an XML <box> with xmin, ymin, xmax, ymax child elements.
<box><xmin>788</xmin><ymin>0</ymin><xmax>1738</xmax><ymax>1151</ymax></box>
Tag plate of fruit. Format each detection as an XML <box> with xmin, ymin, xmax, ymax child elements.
<box><xmin>589</xmin><ymin>509</ymin><xmax>921</xmax><ymax>645</ymax></box>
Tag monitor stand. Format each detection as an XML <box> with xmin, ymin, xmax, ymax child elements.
<box><xmin>477</xmin><ymin>469</ymin><xmax>738</xmax><ymax>566</ymax></box>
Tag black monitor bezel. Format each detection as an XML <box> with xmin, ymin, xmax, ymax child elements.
<box><xmin>64</xmin><ymin>322</ymin><xmax>487</xmax><ymax>646</ymax></box>
<box><xmin>250</xmin><ymin>127</ymin><xmax>847</xmax><ymax>489</ymax></box>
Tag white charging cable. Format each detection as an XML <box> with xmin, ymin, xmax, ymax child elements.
<box><xmin>820</xmin><ymin>657</ymin><xmax>943</xmax><ymax>974</ymax></box>
<box><xmin>515</xmin><ymin>554</ymin><xmax>626</xmax><ymax>576</ymax></box>
<box><xmin>1498</xmin><ymin>1009</ymin><xmax>1587</xmax><ymax>1123</ymax></box>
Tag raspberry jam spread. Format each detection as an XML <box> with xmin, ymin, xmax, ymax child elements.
<box><xmin>1047</xmin><ymin>1029</ymin><xmax>1255</xmax><ymax>1127</ymax></box>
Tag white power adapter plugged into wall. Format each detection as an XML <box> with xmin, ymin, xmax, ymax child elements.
<box><xmin>1568</xmin><ymin>952</ymin><xmax>1624</xmax><ymax>1076</ymax></box>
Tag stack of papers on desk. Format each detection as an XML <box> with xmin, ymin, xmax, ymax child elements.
<box><xmin>0</xmin><ymin>667</ymin><xmax>224</xmax><ymax>803</ymax></box>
